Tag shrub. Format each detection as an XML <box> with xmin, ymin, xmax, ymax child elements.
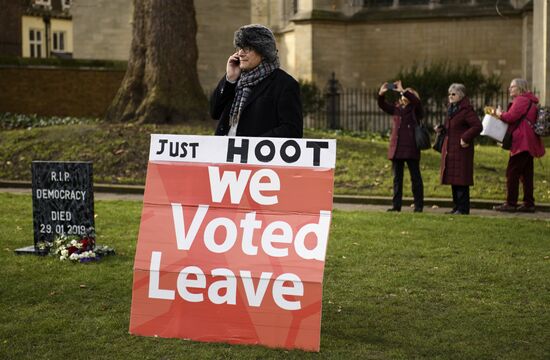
<box><xmin>394</xmin><ymin>61</ymin><xmax>502</xmax><ymax>124</ymax></box>
<box><xmin>299</xmin><ymin>80</ymin><xmax>325</xmax><ymax>117</ymax></box>
<box><xmin>0</xmin><ymin>56</ymin><xmax>127</xmax><ymax>70</ymax></box>
<box><xmin>0</xmin><ymin>113</ymin><xmax>99</xmax><ymax>130</ymax></box>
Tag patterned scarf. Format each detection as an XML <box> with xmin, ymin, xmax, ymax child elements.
<box><xmin>447</xmin><ymin>102</ymin><xmax>460</xmax><ymax>118</ymax></box>
<box><xmin>229</xmin><ymin>60</ymin><xmax>279</xmax><ymax>127</ymax></box>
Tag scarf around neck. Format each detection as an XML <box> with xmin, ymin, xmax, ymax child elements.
<box><xmin>229</xmin><ymin>60</ymin><xmax>279</xmax><ymax>127</ymax></box>
<box><xmin>448</xmin><ymin>102</ymin><xmax>460</xmax><ymax>118</ymax></box>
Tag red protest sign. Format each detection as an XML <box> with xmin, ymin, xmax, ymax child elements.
<box><xmin>129</xmin><ymin>135</ymin><xmax>336</xmax><ymax>351</ymax></box>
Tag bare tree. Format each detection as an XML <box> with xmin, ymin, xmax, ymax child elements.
<box><xmin>106</xmin><ymin>0</ymin><xmax>207</xmax><ymax>123</ymax></box>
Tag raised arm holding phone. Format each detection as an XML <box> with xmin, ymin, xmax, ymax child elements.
<box><xmin>377</xmin><ymin>80</ymin><xmax>425</xmax><ymax>213</ymax></box>
<box><xmin>210</xmin><ymin>24</ymin><xmax>303</xmax><ymax>138</ymax></box>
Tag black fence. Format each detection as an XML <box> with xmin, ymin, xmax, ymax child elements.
<box><xmin>305</xmin><ymin>75</ymin><xmax>512</xmax><ymax>134</ymax></box>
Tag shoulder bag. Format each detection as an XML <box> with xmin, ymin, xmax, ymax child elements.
<box><xmin>432</xmin><ymin>125</ymin><xmax>446</xmax><ymax>153</ymax></box>
<box><xmin>413</xmin><ymin>110</ymin><xmax>431</xmax><ymax>150</ymax></box>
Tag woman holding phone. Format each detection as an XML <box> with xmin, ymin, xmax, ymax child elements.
<box><xmin>378</xmin><ymin>80</ymin><xmax>424</xmax><ymax>213</ymax></box>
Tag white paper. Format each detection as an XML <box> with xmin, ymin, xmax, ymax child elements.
<box><xmin>481</xmin><ymin>114</ymin><xmax>508</xmax><ymax>142</ymax></box>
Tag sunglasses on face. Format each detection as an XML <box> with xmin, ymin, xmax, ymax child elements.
<box><xmin>448</xmin><ymin>93</ymin><xmax>457</xmax><ymax>96</ymax></box>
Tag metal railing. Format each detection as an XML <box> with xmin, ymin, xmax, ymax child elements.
<box><xmin>305</xmin><ymin>74</ymin><xmax>513</xmax><ymax>133</ymax></box>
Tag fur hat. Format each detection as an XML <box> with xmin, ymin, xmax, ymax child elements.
<box><xmin>233</xmin><ymin>24</ymin><xmax>278</xmax><ymax>63</ymax></box>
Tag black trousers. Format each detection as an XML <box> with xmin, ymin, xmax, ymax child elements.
<box><xmin>451</xmin><ymin>185</ymin><xmax>470</xmax><ymax>214</ymax></box>
<box><xmin>391</xmin><ymin>159</ymin><xmax>424</xmax><ymax>210</ymax></box>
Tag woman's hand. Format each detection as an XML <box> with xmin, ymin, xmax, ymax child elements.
<box><xmin>460</xmin><ymin>139</ymin><xmax>470</xmax><ymax>148</ymax></box>
<box><xmin>226</xmin><ymin>52</ymin><xmax>241</xmax><ymax>82</ymax></box>
<box><xmin>434</xmin><ymin>124</ymin><xmax>443</xmax><ymax>134</ymax></box>
<box><xmin>495</xmin><ymin>105</ymin><xmax>503</xmax><ymax>118</ymax></box>
<box><xmin>395</xmin><ymin>80</ymin><xmax>404</xmax><ymax>92</ymax></box>
<box><xmin>379</xmin><ymin>83</ymin><xmax>389</xmax><ymax>96</ymax></box>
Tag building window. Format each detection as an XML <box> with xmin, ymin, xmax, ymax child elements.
<box><xmin>52</xmin><ymin>31</ymin><xmax>66</xmax><ymax>52</ymax></box>
<box><xmin>438</xmin><ymin>0</ymin><xmax>477</xmax><ymax>4</ymax></box>
<box><xmin>363</xmin><ymin>0</ymin><xmax>395</xmax><ymax>8</ymax></box>
<box><xmin>33</xmin><ymin>0</ymin><xmax>52</xmax><ymax>9</ymax></box>
<box><xmin>29</xmin><ymin>29</ymin><xmax>43</xmax><ymax>58</ymax></box>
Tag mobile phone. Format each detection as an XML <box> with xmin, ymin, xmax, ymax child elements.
<box><xmin>386</xmin><ymin>83</ymin><xmax>395</xmax><ymax>90</ymax></box>
<box><xmin>230</xmin><ymin>57</ymin><xmax>240</xmax><ymax>66</ymax></box>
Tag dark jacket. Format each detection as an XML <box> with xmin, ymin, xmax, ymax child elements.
<box><xmin>210</xmin><ymin>68</ymin><xmax>303</xmax><ymax>138</ymax></box>
<box><xmin>378</xmin><ymin>90</ymin><xmax>423</xmax><ymax>160</ymax></box>
<box><xmin>440</xmin><ymin>97</ymin><xmax>482</xmax><ymax>186</ymax></box>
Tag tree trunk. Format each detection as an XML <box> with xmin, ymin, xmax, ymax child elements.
<box><xmin>105</xmin><ymin>0</ymin><xmax>207</xmax><ymax>124</ymax></box>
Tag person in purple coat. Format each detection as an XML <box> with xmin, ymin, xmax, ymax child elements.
<box><xmin>436</xmin><ymin>83</ymin><xmax>482</xmax><ymax>215</ymax></box>
<box><xmin>378</xmin><ymin>80</ymin><xmax>424</xmax><ymax>212</ymax></box>
<box><xmin>494</xmin><ymin>78</ymin><xmax>546</xmax><ymax>212</ymax></box>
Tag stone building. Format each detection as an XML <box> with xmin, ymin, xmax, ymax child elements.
<box><xmin>70</xmin><ymin>0</ymin><xmax>251</xmax><ymax>92</ymax></box>
<box><xmin>255</xmin><ymin>0</ymin><xmax>532</xmax><ymax>89</ymax></box>
<box><xmin>53</xmin><ymin>0</ymin><xmax>550</xmax><ymax>104</ymax></box>
<box><xmin>0</xmin><ymin>0</ymin><xmax>73</xmax><ymax>58</ymax></box>
<box><xmin>255</xmin><ymin>0</ymin><xmax>550</xmax><ymax>104</ymax></box>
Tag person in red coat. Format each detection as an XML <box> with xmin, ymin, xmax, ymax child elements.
<box><xmin>378</xmin><ymin>80</ymin><xmax>424</xmax><ymax>212</ymax></box>
<box><xmin>494</xmin><ymin>78</ymin><xmax>546</xmax><ymax>212</ymax></box>
<box><xmin>436</xmin><ymin>83</ymin><xmax>482</xmax><ymax>215</ymax></box>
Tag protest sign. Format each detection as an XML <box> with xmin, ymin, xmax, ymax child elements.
<box><xmin>129</xmin><ymin>135</ymin><xmax>336</xmax><ymax>351</ymax></box>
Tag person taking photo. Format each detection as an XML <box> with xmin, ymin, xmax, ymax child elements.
<box><xmin>378</xmin><ymin>80</ymin><xmax>424</xmax><ymax>213</ymax></box>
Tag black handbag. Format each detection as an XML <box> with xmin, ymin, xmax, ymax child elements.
<box><xmin>432</xmin><ymin>126</ymin><xmax>446</xmax><ymax>153</ymax></box>
<box><xmin>501</xmin><ymin>101</ymin><xmax>533</xmax><ymax>150</ymax></box>
<box><xmin>501</xmin><ymin>131</ymin><xmax>513</xmax><ymax>150</ymax></box>
<box><xmin>413</xmin><ymin>111</ymin><xmax>431</xmax><ymax>150</ymax></box>
<box><xmin>415</xmin><ymin>124</ymin><xmax>431</xmax><ymax>150</ymax></box>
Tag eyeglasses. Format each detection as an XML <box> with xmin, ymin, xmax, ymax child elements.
<box><xmin>236</xmin><ymin>47</ymin><xmax>252</xmax><ymax>54</ymax></box>
<box><xmin>448</xmin><ymin>93</ymin><xmax>457</xmax><ymax>96</ymax></box>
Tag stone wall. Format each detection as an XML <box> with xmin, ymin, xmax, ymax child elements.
<box><xmin>306</xmin><ymin>15</ymin><xmax>526</xmax><ymax>89</ymax></box>
<box><xmin>71</xmin><ymin>1</ymin><xmax>133</xmax><ymax>61</ymax></box>
<box><xmin>71</xmin><ymin>0</ymin><xmax>251</xmax><ymax>91</ymax></box>
<box><xmin>0</xmin><ymin>66</ymin><xmax>124</xmax><ymax>117</ymax></box>
<box><xmin>260</xmin><ymin>2</ymin><xmax>533</xmax><ymax>91</ymax></box>
<box><xmin>195</xmin><ymin>1</ymin><xmax>253</xmax><ymax>91</ymax></box>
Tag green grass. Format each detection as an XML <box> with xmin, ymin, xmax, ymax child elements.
<box><xmin>1</xmin><ymin>123</ymin><xmax>549</xmax><ymax>202</ymax></box>
<box><xmin>0</xmin><ymin>122</ymin><xmax>214</xmax><ymax>185</ymax></box>
<box><xmin>327</xmin><ymin>130</ymin><xmax>550</xmax><ymax>202</ymax></box>
<box><xmin>1</xmin><ymin>192</ymin><xmax>549</xmax><ymax>359</ymax></box>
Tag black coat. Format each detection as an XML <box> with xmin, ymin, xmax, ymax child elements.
<box><xmin>210</xmin><ymin>68</ymin><xmax>303</xmax><ymax>138</ymax></box>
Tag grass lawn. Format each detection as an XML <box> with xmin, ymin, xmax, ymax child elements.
<box><xmin>1</xmin><ymin>192</ymin><xmax>549</xmax><ymax>359</ymax></box>
<box><xmin>1</xmin><ymin>123</ymin><xmax>549</xmax><ymax>202</ymax></box>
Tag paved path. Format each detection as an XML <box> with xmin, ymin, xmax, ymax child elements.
<box><xmin>333</xmin><ymin>202</ymin><xmax>550</xmax><ymax>220</ymax></box>
<box><xmin>2</xmin><ymin>187</ymin><xmax>548</xmax><ymax>220</ymax></box>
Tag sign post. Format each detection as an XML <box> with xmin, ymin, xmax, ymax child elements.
<box><xmin>129</xmin><ymin>135</ymin><xmax>336</xmax><ymax>351</ymax></box>
<box><xmin>16</xmin><ymin>161</ymin><xmax>95</xmax><ymax>254</ymax></box>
